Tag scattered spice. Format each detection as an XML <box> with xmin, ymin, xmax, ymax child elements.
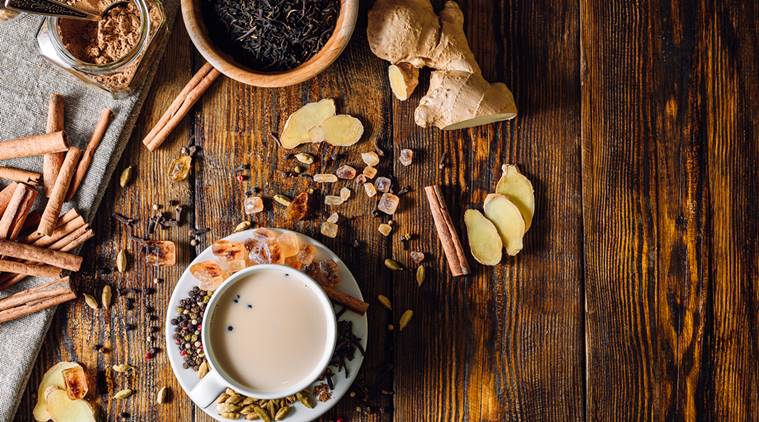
<box><xmin>171</xmin><ymin>287</ymin><xmax>212</xmax><ymax>371</ymax></box>
<box><xmin>101</xmin><ymin>285</ymin><xmax>112</xmax><ymax>309</ymax></box>
<box><xmin>377</xmin><ymin>294</ymin><xmax>392</xmax><ymax>310</ymax></box>
<box><xmin>399</xmin><ymin>309</ymin><xmax>414</xmax><ymax>331</ymax></box>
<box><xmin>83</xmin><ymin>293</ymin><xmax>99</xmax><ymax>310</ymax></box>
<box><xmin>113</xmin><ymin>388</ymin><xmax>133</xmax><ymax>400</ymax></box>
<box><xmin>416</xmin><ymin>265</ymin><xmax>426</xmax><ymax>286</ymax></box>
<box><xmin>273</xmin><ymin>194</ymin><xmax>292</xmax><ymax>207</ymax></box>
<box><xmin>119</xmin><ymin>166</ymin><xmax>133</xmax><ymax>188</ymax></box>
<box><xmin>156</xmin><ymin>386</ymin><xmax>169</xmax><ymax>404</ymax></box>
<box><xmin>115</xmin><ymin>248</ymin><xmax>128</xmax><ymax>272</ymax></box>
<box><xmin>383</xmin><ymin>258</ymin><xmax>405</xmax><ymax>271</ymax></box>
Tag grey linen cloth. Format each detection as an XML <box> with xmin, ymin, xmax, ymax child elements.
<box><xmin>0</xmin><ymin>2</ymin><xmax>178</xmax><ymax>419</ymax></box>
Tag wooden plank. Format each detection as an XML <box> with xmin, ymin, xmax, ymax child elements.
<box><xmin>16</xmin><ymin>23</ymin><xmax>197</xmax><ymax>421</ymax></box>
<box><xmin>581</xmin><ymin>0</ymin><xmax>758</xmax><ymax>419</ymax></box>
<box><xmin>191</xmin><ymin>3</ymin><xmax>392</xmax><ymax>419</ymax></box>
<box><xmin>391</xmin><ymin>0</ymin><xmax>584</xmax><ymax>420</ymax></box>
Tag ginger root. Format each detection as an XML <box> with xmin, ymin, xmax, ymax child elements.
<box><xmin>368</xmin><ymin>0</ymin><xmax>516</xmax><ymax>128</ymax></box>
<box><xmin>416</xmin><ymin>71</ymin><xmax>517</xmax><ymax>130</ymax></box>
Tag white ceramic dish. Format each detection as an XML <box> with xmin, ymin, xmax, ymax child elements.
<box><xmin>165</xmin><ymin>228</ymin><xmax>368</xmax><ymax>422</ymax></box>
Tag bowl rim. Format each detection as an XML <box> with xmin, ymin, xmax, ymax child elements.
<box><xmin>181</xmin><ymin>0</ymin><xmax>358</xmax><ymax>87</ymax></box>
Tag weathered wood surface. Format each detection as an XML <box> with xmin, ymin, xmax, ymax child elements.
<box><xmin>16</xmin><ymin>0</ymin><xmax>757</xmax><ymax>421</ymax></box>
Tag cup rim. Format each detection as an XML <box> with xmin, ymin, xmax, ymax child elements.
<box><xmin>200</xmin><ymin>263</ymin><xmax>337</xmax><ymax>400</ymax></box>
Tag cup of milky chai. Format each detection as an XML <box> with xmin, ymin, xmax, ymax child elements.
<box><xmin>189</xmin><ymin>264</ymin><xmax>337</xmax><ymax>406</ymax></box>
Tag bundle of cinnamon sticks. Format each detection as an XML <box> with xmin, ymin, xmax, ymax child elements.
<box><xmin>0</xmin><ymin>93</ymin><xmax>106</xmax><ymax>325</ymax></box>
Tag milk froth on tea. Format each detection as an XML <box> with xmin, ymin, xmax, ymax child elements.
<box><xmin>208</xmin><ymin>268</ymin><xmax>329</xmax><ymax>393</ymax></box>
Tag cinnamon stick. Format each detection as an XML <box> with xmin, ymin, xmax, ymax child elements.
<box><xmin>0</xmin><ymin>239</ymin><xmax>82</xmax><ymax>271</ymax></box>
<box><xmin>44</xmin><ymin>93</ymin><xmax>66</xmax><ymax>197</ymax></box>
<box><xmin>0</xmin><ymin>131</ymin><xmax>68</xmax><ymax>160</ymax></box>
<box><xmin>143</xmin><ymin>63</ymin><xmax>221</xmax><ymax>151</ymax></box>
<box><xmin>319</xmin><ymin>285</ymin><xmax>369</xmax><ymax>314</ymax></box>
<box><xmin>67</xmin><ymin>108</ymin><xmax>112</xmax><ymax>200</ymax></box>
<box><xmin>0</xmin><ymin>278</ymin><xmax>75</xmax><ymax>325</ymax></box>
<box><xmin>9</xmin><ymin>188</ymin><xmax>38</xmax><ymax>240</ymax></box>
<box><xmin>0</xmin><ymin>183</ymin><xmax>28</xmax><ymax>238</ymax></box>
<box><xmin>0</xmin><ymin>182</ymin><xmax>18</xmax><ymax>216</ymax></box>
<box><xmin>424</xmin><ymin>185</ymin><xmax>471</xmax><ymax>277</ymax></box>
<box><xmin>59</xmin><ymin>229</ymin><xmax>94</xmax><ymax>252</ymax></box>
<box><xmin>0</xmin><ymin>212</ymin><xmax>90</xmax><ymax>291</ymax></box>
<box><xmin>38</xmin><ymin>147</ymin><xmax>82</xmax><ymax>236</ymax></box>
<box><xmin>0</xmin><ymin>167</ymin><xmax>41</xmax><ymax>185</ymax></box>
<box><xmin>0</xmin><ymin>279</ymin><xmax>70</xmax><ymax>312</ymax></box>
<box><xmin>0</xmin><ymin>259</ymin><xmax>61</xmax><ymax>277</ymax></box>
<box><xmin>24</xmin><ymin>208</ymin><xmax>80</xmax><ymax>244</ymax></box>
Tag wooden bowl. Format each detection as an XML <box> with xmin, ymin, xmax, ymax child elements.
<box><xmin>181</xmin><ymin>0</ymin><xmax>358</xmax><ymax>87</ymax></box>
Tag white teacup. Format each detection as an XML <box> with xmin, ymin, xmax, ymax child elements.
<box><xmin>190</xmin><ymin>264</ymin><xmax>337</xmax><ymax>407</ymax></box>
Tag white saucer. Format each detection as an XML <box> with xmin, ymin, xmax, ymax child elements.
<box><xmin>165</xmin><ymin>228</ymin><xmax>368</xmax><ymax>422</ymax></box>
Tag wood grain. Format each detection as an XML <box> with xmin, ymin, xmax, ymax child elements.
<box><xmin>15</xmin><ymin>0</ymin><xmax>758</xmax><ymax>421</ymax></box>
<box><xmin>581</xmin><ymin>0</ymin><xmax>758</xmax><ymax>419</ymax></box>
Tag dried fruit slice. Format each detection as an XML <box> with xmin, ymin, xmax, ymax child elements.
<box><xmin>191</xmin><ymin>261</ymin><xmax>229</xmax><ymax>291</ymax></box>
<box><xmin>464</xmin><ymin>209</ymin><xmax>502</xmax><ymax>265</ymax></box>
<box><xmin>483</xmin><ymin>194</ymin><xmax>525</xmax><ymax>256</ymax></box>
<box><xmin>315</xmin><ymin>115</ymin><xmax>364</xmax><ymax>146</ymax></box>
<box><xmin>62</xmin><ymin>366</ymin><xmax>88</xmax><ymax>400</ymax></box>
<box><xmin>495</xmin><ymin>164</ymin><xmax>535</xmax><ymax>230</ymax></box>
<box><xmin>280</xmin><ymin>99</ymin><xmax>336</xmax><ymax>149</ymax></box>
<box><xmin>45</xmin><ymin>386</ymin><xmax>96</xmax><ymax>422</ymax></box>
<box><xmin>212</xmin><ymin>240</ymin><xmax>248</xmax><ymax>272</ymax></box>
<box><xmin>33</xmin><ymin>362</ymin><xmax>80</xmax><ymax>421</ymax></box>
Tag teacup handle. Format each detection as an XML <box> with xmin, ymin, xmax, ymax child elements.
<box><xmin>189</xmin><ymin>369</ymin><xmax>227</xmax><ymax>408</ymax></box>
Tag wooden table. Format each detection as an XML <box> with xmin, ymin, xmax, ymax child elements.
<box><xmin>17</xmin><ymin>0</ymin><xmax>757</xmax><ymax>420</ymax></box>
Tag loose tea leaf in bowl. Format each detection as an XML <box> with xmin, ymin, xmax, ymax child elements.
<box><xmin>202</xmin><ymin>0</ymin><xmax>341</xmax><ymax>72</ymax></box>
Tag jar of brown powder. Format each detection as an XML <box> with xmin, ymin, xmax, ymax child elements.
<box><xmin>36</xmin><ymin>0</ymin><xmax>166</xmax><ymax>96</ymax></box>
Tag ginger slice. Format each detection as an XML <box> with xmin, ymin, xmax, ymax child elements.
<box><xmin>483</xmin><ymin>194</ymin><xmax>525</xmax><ymax>256</ymax></box>
<box><xmin>495</xmin><ymin>164</ymin><xmax>535</xmax><ymax>230</ymax></box>
<box><xmin>388</xmin><ymin>63</ymin><xmax>419</xmax><ymax>100</ymax></box>
<box><xmin>33</xmin><ymin>361</ymin><xmax>81</xmax><ymax>421</ymax></box>
<box><xmin>314</xmin><ymin>115</ymin><xmax>364</xmax><ymax>146</ymax></box>
<box><xmin>62</xmin><ymin>366</ymin><xmax>88</xmax><ymax>400</ymax></box>
<box><xmin>464</xmin><ymin>209</ymin><xmax>502</xmax><ymax>265</ymax></box>
<box><xmin>280</xmin><ymin>99</ymin><xmax>336</xmax><ymax>149</ymax></box>
<box><xmin>45</xmin><ymin>387</ymin><xmax>96</xmax><ymax>422</ymax></box>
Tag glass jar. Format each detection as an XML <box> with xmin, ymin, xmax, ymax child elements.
<box><xmin>0</xmin><ymin>6</ymin><xmax>19</xmax><ymax>22</ymax></box>
<box><xmin>36</xmin><ymin>0</ymin><xmax>166</xmax><ymax>97</ymax></box>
